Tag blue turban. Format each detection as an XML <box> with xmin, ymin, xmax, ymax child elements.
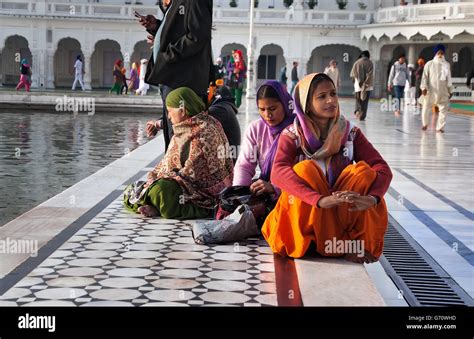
<box><xmin>433</xmin><ymin>44</ymin><xmax>446</xmax><ymax>55</ymax></box>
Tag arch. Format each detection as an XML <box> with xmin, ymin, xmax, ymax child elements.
<box><xmin>307</xmin><ymin>44</ymin><xmax>362</xmax><ymax>96</ymax></box>
<box><xmin>257</xmin><ymin>43</ymin><xmax>286</xmax><ymax>85</ymax></box>
<box><xmin>429</xmin><ymin>31</ymin><xmax>450</xmax><ymax>41</ymax></box>
<box><xmin>452</xmin><ymin>46</ymin><xmax>473</xmax><ymax>78</ymax></box>
<box><xmin>54</xmin><ymin>38</ymin><xmax>83</xmax><ymax>88</ymax></box>
<box><xmin>419</xmin><ymin>45</ymin><xmax>437</xmax><ymax>64</ymax></box>
<box><xmin>1</xmin><ymin>35</ymin><xmax>32</xmax><ymax>86</ymax></box>
<box><xmin>131</xmin><ymin>40</ymin><xmax>149</xmax><ymax>67</ymax></box>
<box><xmin>220</xmin><ymin>43</ymin><xmax>247</xmax><ymax>66</ymax></box>
<box><xmin>391</xmin><ymin>33</ymin><xmax>408</xmax><ymax>43</ymax></box>
<box><xmin>407</xmin><ymin>32</ymin><xmax>429</xmax><ymax>41</ymax></box>
<box><xmin>91</xmin><ymin>39</ymin><xmax>123</xmax><ymax>88</ymax></box>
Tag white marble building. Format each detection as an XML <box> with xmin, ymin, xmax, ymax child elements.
<box><xmin>0</xmin><ymin>0</ymin><xmax>473</xmax><ymax>97</ymax></box>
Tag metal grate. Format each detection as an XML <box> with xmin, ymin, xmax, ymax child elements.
<box><xmin>379</xmin><ymin>217</ymin><xmax>473</xmax><ymax>307</ymax></box>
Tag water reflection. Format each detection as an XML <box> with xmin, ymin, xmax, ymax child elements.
<box><xmin>0</xmin><ymin>112</ymin><xmax>158</xmax><ymax>226</ymax></box>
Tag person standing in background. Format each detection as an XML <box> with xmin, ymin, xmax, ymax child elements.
<box><xmin>324</xmin><ymin>59</ymin><xmax>341</xmax><ymax>92</ymax></box>
<box><xmin>414</xmin><ymin>57</ymin><xmax>426</xmax><ymax>115</ymax></box>
<box><xmin>229</xmin><ymin>50</ymin><xmax>246</xmax><ymax>109</ymax></box>
<box><xmin>109</xmin><ymin>59</ymin><xmax>123</xmax><ymax>95</ymax></box>
<box><xmin>16</xmin><ymin>58</ymin><xmax>32</xmax><ymax>92</ymax></box>
<box><xmin>136</xmin><ymin>59</ymin><xmax>150</xmax><ymax>96</ymax></box>
<box><xmin>388</xmin><ymin>54</ymin><xmax>408</xmax><ymax>116</ymax></box>
<box><xmin>420</xmin><ymin>44</ymin><xmax>453</xmax><ymax>133</ymax></box>
<box><xmin>72</xmin><ymin>55</ymin><xmax>85</xmax><ymax>91</ymax></box>
<box><xmin>350</xmin><ymin>51</ymin><xmax>374</xmax><ymax>121</ymax></box>
<box><xmin>279</xmin><ymin>65</ymin><xmax>288</xmax><ymax>90</ymax></box>
<box><xmin>290</xmin><ymin>61</ymin><xmax>299</xmax><ymax>95</ymax></box>
<box><xmin>139</xmin><ymin>0</ymin><xmax>214</xmax><ymax>151</ymax></box>
<box><xmin>215</xmin><ymin>57</ymin><xmax>227</xmax><ymax>81</ymax></box>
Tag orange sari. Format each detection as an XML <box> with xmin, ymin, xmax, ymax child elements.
<box><xmin>262</xmin><ymin>73</ymin><xmax>389</xmax><ymax>259</ymax></box>
<box><xmin>262</xmin><ymin>160</ymin><xmax>388</xmax><ymax>258</ymax></box>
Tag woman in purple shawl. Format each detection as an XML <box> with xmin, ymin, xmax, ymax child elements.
<box><xmin>233</xmin><ymin>80</ymin><xmax>295</xmax><ymax>198</ymax></box>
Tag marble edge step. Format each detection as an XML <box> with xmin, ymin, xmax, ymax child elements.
<box><xmin>295</xmin><ymin>257</ymin><xmax>390</xmax><ymax>307</ymax></box>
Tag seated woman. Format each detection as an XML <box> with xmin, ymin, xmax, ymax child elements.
<box><xmin>262</xmin><ymin>73</ymin><xmax>392</xmax><ymax>263</ymax></box>
<box><xmin>231</xmin><ymin>80</ymin><xmax>295</xmax><ymax>216</ymax></box>
<box><xmin>124</xmin><ymin>87</ymin><xmax>234</xmax><ymax>220</ymax></box>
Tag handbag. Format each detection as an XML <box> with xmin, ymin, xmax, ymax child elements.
<box><xmin>215</xmin><ymin>185</ymin><xmax>274</xmax><ymax>226</ymax></box>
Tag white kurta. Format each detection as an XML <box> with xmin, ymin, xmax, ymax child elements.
<box><xmin>136</xmin><ymin>60</ymin><xmax>150</xmax><ymax>96</ymax></box>
<box><xmin>419</xmin><ymin>57</ymin><xmax>453</xmax><ymax>130</ymax></box>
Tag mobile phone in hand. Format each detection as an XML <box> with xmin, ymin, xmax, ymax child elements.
<box><xmin>133</xmin><ymin>10</ymin><xmax>144</xmax><ymax>19</ymax></box>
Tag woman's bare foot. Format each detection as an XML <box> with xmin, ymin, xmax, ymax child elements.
<box><xmin>344</xmin><ymin>251</ymin><xmax>378</xmax><ymax>264</ymax></box>
<box><xmin>344</xmin><ymin>253</ymin><xmax>365</xmax><ymax>264</ymax></box>
<box><xmin>138</xmin><ymin>205</ymin><xmax>159</xmax><ymax>217</ymax></box>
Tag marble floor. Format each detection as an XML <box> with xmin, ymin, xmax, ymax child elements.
<box><xmin>0</xmin><ymin>97</ymin><xmax>472</xmax><ymax>306</ymax></box>
<box><xmin>0</xmin><ymin>199</ymin><xmax>278</xmax><ymax>306</ymax></box>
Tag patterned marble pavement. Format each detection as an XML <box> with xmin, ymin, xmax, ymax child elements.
<box><xmin>0</xmin><ymin>197</ymin><xmax>279</xmax><ymax>307</ymax></box>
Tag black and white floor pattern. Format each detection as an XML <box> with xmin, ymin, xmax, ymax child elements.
<box><xmin>0</xmin><ymin>198</ymin><xmax>278</xmax><ymax>306</ymax></box>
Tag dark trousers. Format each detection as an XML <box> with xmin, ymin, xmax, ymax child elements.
<box><xmin>355</xmin><ymin>91</ymin><xmax>371</xmax><ymax>121</ymax></box>
<box><xmin>160</xmin><ymin>85</ymin><xmax>174</xmax><ymax>152</ymax></box>
<box><xmin>393</xmin><ymin>85</ymin><xmax>405</xmax><ymax>111</ymax></box>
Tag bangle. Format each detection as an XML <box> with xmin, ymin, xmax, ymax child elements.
<box><xmin>368</xmin><ymin>195</ymin><xmax>378</xmax><ymax>205</ymax></box>
<box><xmin>154</xmin><ymin>120</ymin><xmax>161</xmax><ymax>129</ymax></box>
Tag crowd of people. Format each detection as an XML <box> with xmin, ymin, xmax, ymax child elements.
<box><xmin>11</xmin><ymin>0</ymin><xmax>469</xmax><ymax>263</ymax></box>
<box><xmin>119</xmin><ymin>0</ymin><xmax>398</xmax><ymax>264</ymax></box>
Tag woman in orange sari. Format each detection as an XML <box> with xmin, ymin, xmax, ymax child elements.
<box><xmin>262</xmin><ymin>73</ymin><xmax>392</xmax><ymax>263</ymax></box>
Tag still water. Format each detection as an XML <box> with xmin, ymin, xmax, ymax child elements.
<box><xmin>0</xmin><ymin>112</ymin><xmax>159</xmax><ymax>226</ymax></box>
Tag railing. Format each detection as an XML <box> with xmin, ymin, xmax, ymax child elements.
<box><xmin>0</xmin><ymin>0</ymin><xmax>373</xmax><ymax>26</ymax></box>
<box><xmin>452</xmin><ymin>78</ymin><xmax>473</xmax><ymax>102</ymax></box>
<box><xmin>1</xmin><ymin>1</ymin><xmax>471</xmax><ymax>26</ymax></box>
<box><xmin>375</xmin><ymin>2</ymin><xmax>474</xmax><ymax>23</ymax></box>
<box><xmin>0</xmin><ymin>0</ymin><xmax>162</xmax><ymax>19</ymax></box>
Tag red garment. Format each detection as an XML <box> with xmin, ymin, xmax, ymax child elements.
<box><xmin>271</xmin><ymin>126</ymin><xmax>392</xmax><ymax>207</ymax></box>
<box><xmin>233</xmin><ymin>50</ymin><xmax>246</xmax><ymax>78</ymax></box>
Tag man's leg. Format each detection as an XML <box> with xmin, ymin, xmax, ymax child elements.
<box><xmin>290</xmin><ymin>81</ymin><xmax>297</xmax><ymax>95</ymax></box>
<box><xmin>78</xmin><ymin>75</ymin><xmax>85</xmax><ymax>91</ymax></box>
<box><xmin>235</xmin><ymin>88</ymin><xmax>243</xmax><ymax>108</ymax></box>
<box><xmin>421</xmin><ymin>96</ymin><xmax>431</xmax><ymax>129</ymax></box>
<box><xmin>436</xmin><ymin>102</ymin><xmax>448</xmax><ymax>132</ymax></box>
<box><xmin>160</xmin><ymin>85</ymin><xmax>174</xmax><ymax>151</ymax></box>
<box><xmin>354</xmin><ymin>91</ymin><xmax>362</xmax><ymax>119</ymax></box>
<box><xmin>361</xmin><ymin>91</ymin><xmax>370</xmax><ymax>121</ymax></box>
<box><xmin>394</xmin><ymin>86</ymin><xmax>404</xmax><ymax>114</ymax></box>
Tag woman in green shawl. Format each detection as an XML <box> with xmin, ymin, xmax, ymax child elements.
<box><xmin>124</xmin><ymin>87</ymin><xmax>234</xmax><ymax>219</ymax></box>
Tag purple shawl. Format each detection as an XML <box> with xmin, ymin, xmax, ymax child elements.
<box><xmin>258</xmin><ymin>80</ymin><xmax>296</xmax><ymax>181</ymax></box>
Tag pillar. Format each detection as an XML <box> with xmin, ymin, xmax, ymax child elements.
<box><xmin>46</xmin><ymin>49</ymin><xmax>55</xmax><ymax>88</ymax></box>
<box><xmin>83</xmin><ymin>52</ymin><xmax>92</xmax><ymax>90</ymax></box>
<box><xmin>30</xmin><ymin>50</ymin><xmax>40</xmax><ymax>88</ymax></box>
<box><xmin>407</xmin><ymin>44</ymin><xmax>416</xmax><ymax>66</ymax></box>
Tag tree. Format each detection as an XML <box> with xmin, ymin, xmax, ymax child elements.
<box><xmin>284</xmin><ymin>0</ymin><xmax>294</xmax><ymax>8</ymax></box>
<box><xmin>229</xmin><ymin>0</ymin><xmax>237</xmax><ymax>8</ymax></box>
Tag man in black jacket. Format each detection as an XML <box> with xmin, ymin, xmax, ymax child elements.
<box><xmin>139</xmin><ymin>0</ymin><xmax>214</xmax><ymax>151</ymax></box>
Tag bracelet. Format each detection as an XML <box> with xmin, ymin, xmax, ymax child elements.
<box><xmin>154</xmin><ymin>120</ymin><xmax>161</xmax><ymax>129</ymax></box>
<box><xmin>368</xmin><ymin>195</ymin><xmax>378</xmax><ymax>206</ymax></box>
